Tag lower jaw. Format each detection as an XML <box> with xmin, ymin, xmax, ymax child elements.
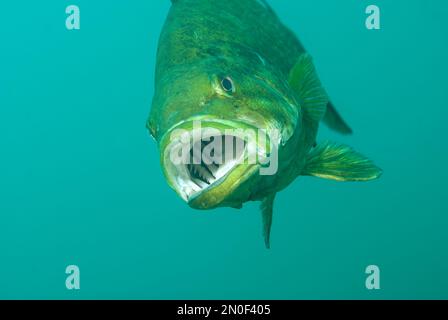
<box><xmin>186</xmin><ymin>164</ymin><xmax>259</xmax><ymax>210</ymax></box>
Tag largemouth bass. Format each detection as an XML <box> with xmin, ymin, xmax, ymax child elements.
<box><xmin>147</xmin><ymin>0</ymin><xmax>382</xmax><ymax>248</ymax></box>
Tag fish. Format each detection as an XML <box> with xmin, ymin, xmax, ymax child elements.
<box><xmin>147</xmin><ymin>0</ymin><xmax>382</xmax><ymax>248</ymax></box>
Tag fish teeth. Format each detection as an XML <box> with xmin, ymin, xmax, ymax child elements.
<box><xmin>187</xmin><ymin>162</ymin><xmax>217</xmax><ymax>188</ymax></box>
<box><xmin>208</xmin><ymin>163</ymin><xmax>219</xmax><ymax>174</ymax></box>
<box><xmin>185</xmin><ymin>135</ymin><xmax>248</xmax><ymax>190</ymax></box>
<box><xmin>197</xmin><ymin>164</ymin><xmax>214</xmax><ymax>183</ymax></box>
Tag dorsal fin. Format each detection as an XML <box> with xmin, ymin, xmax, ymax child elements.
<box><xmin>288</xmin><ymin>53</ymin><xmax>328</xmax><ymax>122</ymax></box>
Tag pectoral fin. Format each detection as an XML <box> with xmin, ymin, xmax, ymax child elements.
<box><xmin>260</xmin><ymin>193</ymin><xmax>276</xmax><ymax>249</ymax></box>
<box><xmin>288</xmin><ymin>53</ymin><xmax>328</xmax><ymax>122</ymax></box>
<box><xmin>303</xmin><ymin>142</ymin><xmax>382</xmax><ymax>181</ymax></box>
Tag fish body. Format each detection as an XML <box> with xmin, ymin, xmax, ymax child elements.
<box><xmin>148</xmin><ymin>0</ymin><xmax>382</xmax><ymax>247</ymax></box>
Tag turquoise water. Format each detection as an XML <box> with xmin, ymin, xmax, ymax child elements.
<box><xmin>0</xmin><ymin>0</ymin><xmax>447</xmax><ymax>299</ymax></box>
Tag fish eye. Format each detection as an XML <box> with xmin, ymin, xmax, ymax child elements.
<box><xmin>221</xmin><ymin>77</ymin><xmax>235</xmax><ymax>93</ymax></box>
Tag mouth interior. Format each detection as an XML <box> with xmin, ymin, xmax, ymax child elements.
<box><xmin>186</xmin><ymin>135</ymin><xmax>247</xmax><ymax>189</ymax></box>
<box><xmin>169</xmin><ymin>134</ymin><xmax>248</xmax><ymax>201</ymax></box>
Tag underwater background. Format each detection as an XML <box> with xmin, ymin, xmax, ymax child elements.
<box><xmin>0</xmin><ymin>0</ymin><xmax>447</xmax><ymax>299</ymax></box>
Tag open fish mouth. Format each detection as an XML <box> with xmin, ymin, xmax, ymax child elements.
<box><xmin>185</xmin><ymin>135</ymin><xmax>247</xmax><ymax>190</ymax></box>
<box><xmin>163</xmin><ymin>131</ymin><xmax>253</xmax><ymax>202</ymax></box>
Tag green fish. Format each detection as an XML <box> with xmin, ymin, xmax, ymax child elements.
<box><xmin>147</xmin><ymin>0</ymin><xmax>382</xmax><ymax>248</ymax></box>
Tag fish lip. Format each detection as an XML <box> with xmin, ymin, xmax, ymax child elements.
<box><xmin>187</xmin><ymin>165</ymin><xmax>259</xmax><ymax>210</ymax></box>
<box><xmin>160</xmin><ymin>118</ymin><xmax>266</xmax><ymax>208</ymax></box>
<box><xmin>161</xmin><ymin>116</ymin><xmax>261</xmax><ymax>138</ymax></box>
<box><xmin>187</xmin><ymin>163</ymin><xmax>260</xmax><ymax>210</ymax></box>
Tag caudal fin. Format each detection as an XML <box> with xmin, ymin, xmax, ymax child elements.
<box><xmin>323</xmin><ymin>102</ymin><xmax>353</xmax><ymax>135</ymax></box>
